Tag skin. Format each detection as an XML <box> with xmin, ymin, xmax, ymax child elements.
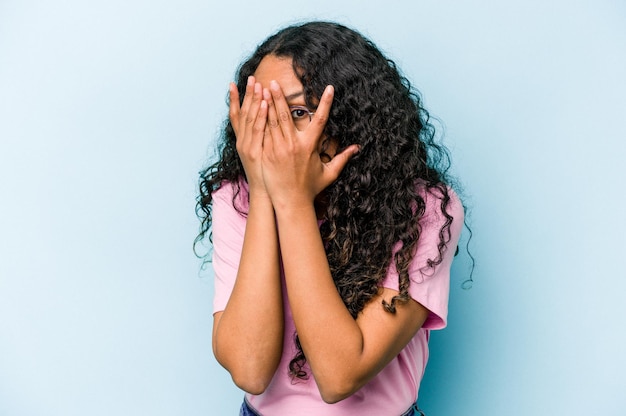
<box><xmin>212</xmin><ymin>55</ymin><xmax>430</xmax><ymax>404</ymax></box>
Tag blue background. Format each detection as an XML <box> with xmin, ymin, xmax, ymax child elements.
<box><xmin>1</xmin><ymin>1</ymin><xmax>625</xmax><ymax>415</ymax></box>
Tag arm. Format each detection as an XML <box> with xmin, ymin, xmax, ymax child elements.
<box><xmin>212</xmin><ymin>193</ymin><xmax>282</xmax><ymax>394</ymax></box>
<box><xmin>260</xmin><ymin>81</ymin><xmax>446</xmax><ymax>403</ymax></box>
<box><xmin>274</xmin><ymin>204</ymin><xmax>429</xmax><ymax>403</ymax></box>
<box><xmin>212</xmin><ymin>78</ymin><xmax>283</xmax><ymax>394</ymax></box>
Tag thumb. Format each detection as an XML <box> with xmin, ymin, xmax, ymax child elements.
<box><xmin>324</xmin><ymin>144</ymin><xmax>360</xmax><ymax>181</ymax></box>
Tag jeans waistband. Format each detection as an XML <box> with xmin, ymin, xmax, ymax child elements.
<box><xmin>401</xmin><ymin>403</ymin><xmax>426</xmax><ymax>416</ymax></box>
<box><xmin>239</xmin><ymin>398</ymin><xmax>261</xmax><ymax>416</ymax></box>
<box><xmin>240</xmin><ymin>398</ymin><xmax>425</xmax><ymax>416</ymax></box>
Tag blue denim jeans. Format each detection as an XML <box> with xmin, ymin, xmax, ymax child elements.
<box><xmin>401</xmin><ymin>403</ymin><xmax>426</xmax><ymax>416</ymax></box>
<box><xmin>239</xmin><ymin>398</ymin><xmax>425</xmax><ymax>416</ymax></box>
<box><xmin>239</xmin><ymin>399</ymin><xmax>261</xmax><ymax>416</ymax></box>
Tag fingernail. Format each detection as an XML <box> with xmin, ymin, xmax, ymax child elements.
<box><xmin>247</xmin><ymin>76</ymin><xmax>254</xmax><ymax>86</ymax></box>
<box><xmin>270</xmin><ymin>80</ymin><xmax>280</xmax><ymax>91</ymax></box>
<box><xmin>263</xmin><ymin>88</ymin><xmax>271</xmax><ymax>100</ymax></box>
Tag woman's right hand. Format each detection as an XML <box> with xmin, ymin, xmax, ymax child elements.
<box><xmin>229</xmin><ymin>76</ymin><xmax>269</xmax><ymax>197</ymax></box>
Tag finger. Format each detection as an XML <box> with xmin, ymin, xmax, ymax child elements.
<box><xmin>308</xmin><ymin>85</ymin><xmax>334</xmax><ymax>143</ymax></box>
<box><xmin>324</xmin><ymin>144</ymin><xmax>360</xmax><ymax>181</ymax></box>
<box><xmin>239</xmin><ymin>76</ymin><xmax>256</xmax><ymax>131</ymax></box>
<box><xmin>241</xmin><ymin>82</ymin><xmax>264</xmax><ymax>145</ymax></box>
<box><xmin>228</xmin><ymin>82</ymin><xmax>240</xmax><ymax>134</ymax></box>
<box><xmin>269</xmin><ymin>80</ymin><xmax>296</xmax><ymax>141</ymax></box>
<box><xmin>252</xmin><ymin>99</ymin><xmax>268</xmax><ymax>152</ymax></box>
<box><xmin>264</xmin><ymin>87</ymin><xmax>281</xmax><ymax>137</ymax></box>
<box><xmin>264</xmin><ymin>87</ymin><xmax>286</xmax><ymax>157</ymax></box>
<box><xmin>264</xmin><ymin>124</ymin><xmax>271</xmax><ymax>146</ymax></box>
<box><xmin>263</xmin><ymin>121</ymin><xmax>274</xmax><ymax>157</ymax></box>
<box><xmin>241</xmin><ymin>75</ymin><xmax>255</xmax><ymax>106</ymax></box>
<box><xmin>248</xmin><ymin>82</ymin><xmax>264</xmax><ymax>124</ymax></box>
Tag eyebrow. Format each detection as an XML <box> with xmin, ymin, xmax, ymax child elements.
<box><xmin>284</xmin><ymin>91</ymin><xmax>305</xmax><ymax>102</ymax></box>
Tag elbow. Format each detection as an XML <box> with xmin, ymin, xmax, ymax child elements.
<box><xmin>321</xmin><ymin>392</ymin><xmax>349</xmax><ymax>405</ymax></box>
<box><xmin>214</xmin><ymin>351</ymin><xmax>275</xmax><ymax>395</ymax></box>
<box><xmin>213</xmin><ymin>342</ymin><xmax>278</xmax><ymax>395</ymax></box>
<box><xmin>216</xmin><ymin>357</ymin><xmax>275</xmax><ymax>395</ymax></box>
<box><xmin>231</xmin><ymin>371</ymin><xmax>272</xmax><ymax>396</ymax></box>
<box><xmin>317</xmin><ymin>377</ymin><xmax>361</xmax><ymax>404</ymax></box>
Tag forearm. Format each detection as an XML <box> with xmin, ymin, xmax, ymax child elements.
<box><xmin>274</xmin><ymin>203</ymin><xmax>369</xmax><ymax>398</ymax></box>
<box><xmin>213</xmin><ymin>194</ymin><xmax>283</xmax><ymax>392</ymax></box>
<box><xmin>259</xmin><ymin>77</ymin><xmax>420</xmax><ymax>401</ymax></box>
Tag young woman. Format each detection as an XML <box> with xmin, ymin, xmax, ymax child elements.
<box><xmin>196</xmin><ymin>21</ymin><xmax>464</xmax><ymax>416</ymax></box>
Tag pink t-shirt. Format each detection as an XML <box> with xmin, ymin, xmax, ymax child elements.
<box><xmin>212</xmin><ymin>181</ymin><xmax>463</xmax><ymax>416</ymax></box>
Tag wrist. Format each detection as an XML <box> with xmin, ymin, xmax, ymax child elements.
<box><xmin>272</xmin><ymin>196</ymin><xmax>316</xmax><ymax>220</ymax></box>
<box><xmin>248</xmin><ymin>188</ymin><xmax>273</xmax><ymax>207</ymax></box>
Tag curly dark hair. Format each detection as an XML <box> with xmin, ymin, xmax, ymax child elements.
<box><xmin>196</xmin><ymin>21</ymin><xmax>466</xmax><ymax>379</ymax></box>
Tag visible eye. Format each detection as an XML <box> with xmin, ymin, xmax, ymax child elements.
<box><xmin>290</xmin><ymin>107</ymin><xmax>309</xmax><ymax>120</ymax></box>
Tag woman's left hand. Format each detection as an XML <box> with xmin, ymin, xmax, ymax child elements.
<box><xmin>261</xmin><ymin>81</ymin><xmax>359</xmax><ymax>211</ymax></box>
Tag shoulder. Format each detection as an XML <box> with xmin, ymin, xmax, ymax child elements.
<box><xmin>418</xmin><ymin>183</ymin><xmax>464</xmax><ymax>232</ymax></box>
<box><xmin>212</xmin><ymin>180</ymin><xmax>250</xmax><ymax>213</ymax></box>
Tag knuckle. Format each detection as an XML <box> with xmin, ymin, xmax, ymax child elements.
<box><xmin>229</xmin><ymin>107</ymin><xmax>239</xmax><ymax>120</ymax></box>
<box><xmin>315</xmin><ymin>114</ymin><xmax>328</xmax><ymax>126</ymax></box>
<box><xmin>278</xmin><ymin>110</ymin><xmax>291</xmax><ymax>122</ymax></box>
<box><xmin>253</xmin><ymin>123</ymin><xmax>265</xmax><ymax>134</ymax></box>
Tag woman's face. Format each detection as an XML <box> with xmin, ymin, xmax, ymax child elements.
<box><xmin>253</xmin><ymin>54</ymin><xmax>337</xmax><ymax>162</ymax></box>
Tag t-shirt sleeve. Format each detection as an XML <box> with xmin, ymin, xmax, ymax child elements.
<box><xmin>381</xmin><ymin>187</ymin><xmax>464</xmax><ymax>330</ymax></box>
<box><xmin>211</xmin><ymin>183</ymin><xmax>247</xmax><ymax>314</ymax></box>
